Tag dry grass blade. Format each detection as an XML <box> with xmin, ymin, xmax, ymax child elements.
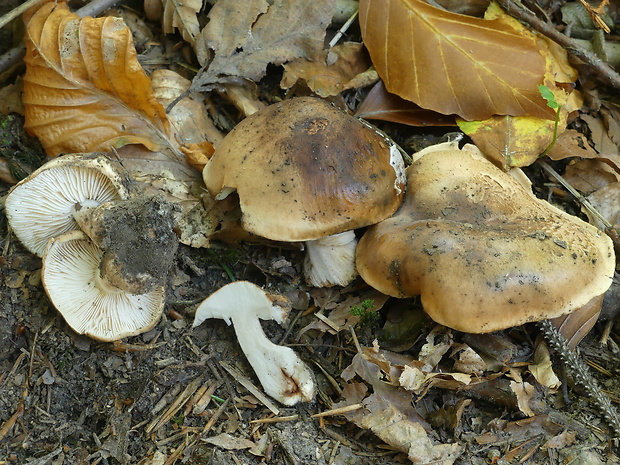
<box><xmin>22</xmin><ymin>1</ymin><xmax>179</xmax><ymax>159</ymax></box>
<box><xmin>359</xmin><ymin>0</ymin><xmax>554</xmax><ymax>121</ymax></box>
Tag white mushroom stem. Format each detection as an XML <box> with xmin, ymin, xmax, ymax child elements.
<box><xmin>71</xmin><ymin>199</ymin><xmax>102</xmax><ymax>240</ymax></box>
<box><xmin>193</xmin><ymin>281</ymin><xmax>315</xmax><ymax>406</ymax></box>
<box><xmin>304</xmin><ymin>231</ymin><xmax>358</xmax><ymax>287</ymax></box>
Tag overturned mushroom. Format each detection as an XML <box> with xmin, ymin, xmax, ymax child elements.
<box><xmin>193</xmin><ymin>281</ymin><xmax>315</xmax><ymax>405</ymax></box>
<box><xmin>5</xmin><ymin>154</ymin><xmax>180</xmax><ymax>294</ymax></box>
<box><xmin>356</xmin><ymin>143</ymin><xmax>616</xmax><ymax>333</ymax></box>
<box><xmin>42</xmin><ymin>231</ymin><xmax>165</xmax><ymax>341</ymax></box>
<box><xmin>203</xmin><ymin>97</ymin><xmax>406</xmax><ymax>287</ymax></box>
<box><xmin>5</xmin><ymin>154</ymin><xmax>138</xmax><ymax>256</ymax></box>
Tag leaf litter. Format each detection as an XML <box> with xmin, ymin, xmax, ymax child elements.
<box><xmin>0</xmin><ymin>0</ymin><xmax>620</xmax><ymax>464</ymax></box>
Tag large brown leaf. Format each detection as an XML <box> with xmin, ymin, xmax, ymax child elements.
<box><xmin>23</xmin><ymin>1</ymin><xmax>177</xmax><ymax>158</ymax></box>
<box><xmin>359</xmin><ymin>0</ymin><xmax>554</xmax><ymax>121</ymax></box>
<box><xmin>192</xmin><ymin>0</ymin><xmax>335</xmax><ymax>90</ymax></box>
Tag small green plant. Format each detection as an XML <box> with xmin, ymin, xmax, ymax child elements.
<box><xmin>350</xmin><ymin>299</ymin><xmax>378</xmax><ymax>328</ymax></box>
<box><xmin>538</xmin><ymin>84</ymin><xmax>562</xmax><ymax>157</ymax></box>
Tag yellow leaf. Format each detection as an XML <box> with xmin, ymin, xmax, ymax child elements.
<box><xmin>23</xmin><ymin>1</ymin><xmax>176</xmax><ymax>158</ymax></box>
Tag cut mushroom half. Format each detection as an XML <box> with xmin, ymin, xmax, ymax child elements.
<box><xmin>42</xmin><ymin>230</ymin><xmax>165</xmax><ymax>341</ymax></box>
<box><xmin>193</xmin><ymin>281</ymin><xmax>315</xmax><ymax>406</ymax></box>
<box><xmin>5</xmin><ymin>154</ymin><xmax>138</xmax><ymax>256</ymax></box>
<box><xmin>356</xmin><ymin>143</ymin><xmax>616</xmax><ymax>333</ymax></box>
<box><xmin>203</xmin><ymin>97</ymin><xmax>406</xmax><ymax>287</ymax></box>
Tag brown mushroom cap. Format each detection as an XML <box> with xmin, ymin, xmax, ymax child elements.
<box><xmin>356</xmin><ymin>143</ymin><xmax>616</xmax><ymax>333</ymax></box>
<box><xmin>203</xmin><ymin>97</ymin><xmax>406</xmax><ymax>242</ymax></box>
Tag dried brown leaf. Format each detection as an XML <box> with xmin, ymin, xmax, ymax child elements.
<box><xmin>336</xmin><ymin>349</ymin><xmax>462</xmax><ymax>463</ymax></box>
<box><xmin>546</xmin><ymin>129</ymin><xmax>599</xmax><ymax>161</ymax></box>
<box><xmin>161</xmin><ymin>0</ymin><xmax>201</xmax><ymax>45</ymax></box>
<box><xmin>359</xmin><ymin>0</ymin><xmax>553</xmax><ymax>121</ymax></box>
<box><xmin>586</xmin><ymin>182</ymin><xmax>620</xmax><ymax>229</ymax></box>
<box><xmin>550</xmin><ymin>294</ymin><xmax>603</xmax><ymax>349</ymax></box>
<box><xmin>281</xmin><ymin>42</ymin><xmax>376</xmax><ymax>97</ymax></box>
<box><xmin>23</xmin><ymin>1</ymin><xmax>179</xmax><ymax>159</ymax></box>
<box><xmin>563</xmin><ymin>159</ymin><xmax>620</xmax><ymax>194</ymax></box>
<box><xmin>192</xmin><ymin>0</ymin><xmax>335</xmax><ymax>90</ymax></box>
<box><xmin>355</xmin><ymin>80</ymin><xmax>457</xmax><ymax>127</ymax></box>
<box><xmin>151</xmin><ymin>69</ymin><xmax>223</xmax><ymax>147</ymax></box>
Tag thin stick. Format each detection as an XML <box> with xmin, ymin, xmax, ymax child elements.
<box><xmin>329</xmin><ymin>10</ymin><xmax>359</xmax><ymax>48</ymax></box>
<box><xmin>537</xmin><ymin>319</ymin><xmax>620</xmax><ymax>437</ymax></box>
<box><xmin>496</xmin><ymin>0</ymin><xmax>620</xmax><ymax>90</ymax></box>
<box><xmin>0</xmin><ymin>0</ymin><xmax>46</xmax><ymax>30</ymax></box>
<box><xmin>537</xmin><ymin>160</ymin><xmax>613</xmax><ymax>229</ymax></box>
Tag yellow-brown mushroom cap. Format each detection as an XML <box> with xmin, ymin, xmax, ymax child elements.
<box><xmin>356</xmin><ymin>144</ymin><xmax>616</xmax><ymax>333</ymax></box>
<box><xmin>203</xmin><ymin>97</ymin><xmax>406</xmax><ymax>242</ymax></box>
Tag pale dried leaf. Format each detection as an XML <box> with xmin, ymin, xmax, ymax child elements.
<box><xmin>359</xmin><ymin>0</ymin><xmax>553</xmax><ymax>120</ymax></box>
<box><xmin>281</xmin><ymin>42</ymin><xmax>375</xmax><ymax>97</ymax></box>
<box><xmin>581</xmin><ymin>113</ymin><xmax>618</xmax><ymax>154</ymax></box>
<box><xmin>529</xmin><ymin>342</ymin><xmax>561</xmax><ymax>389</ymax></box>
<box><xmin>23</xmin><ymin>1</ymin><xmax>179</xmax><ymax>159</ymax></box>
<box><xmin>151</xmin><ymin>69</ymin><xmax>223</xmax><ymax>146</ymax></box>
<box><xmin>192</xmin><ymin>0</ymin><xmax>335</xmax><ymax>90</ymax></box>
<box><xmin>451</xmin><ymin>345</ymin><xmax>486</xmax><ymax>376</ymax></box>
<box><xmin>203</xmin><ymin>433</ymin><xmax>256</xmax><ymax>450</ymax></box>
<box><xmin>509</xmin><ymin>380</ymin><xmax>535</xmax><ymax>417</ymax></box>
<box><xmin>336</xmin><ymin>350</ymin><xmax>461</xmax><ymax>463</ymax></box>
<box><xmin>587</xmin><ymin>182</ymin><xmax>620</xmax><ymax>229</ymax></box>
<box><xmin>546</xmin><ymin>129</ymin><xmax>599</xmax><ymax>161</ymax></box>
<box><xmin>543</xmin><ymin>430</ymin><xmax>576</xmax><ymax>449</ymax></box>
<box><xmin>162</xmin><ymin>0</ymin><xmax>201</xmax><ymax>45</ymax></box>
<box><xmin>563</xmin><ymin>159</ymin><xmax>620</xmax><ymax>194</ymax></box>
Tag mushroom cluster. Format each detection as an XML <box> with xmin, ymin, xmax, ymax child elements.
<box><xmin>5</xmin><ymin>154</ymin><xmax>179</xmax><ymax>341</ymax></box>
<box><xmin>203</xmin><ymin>97</ymin><xmax>406</xmax><ymax>287</ymax></box>
<box><xmin>356</xmin><ymin>142</ymin><xmax>616</xmax><ymax>333</ymax></box>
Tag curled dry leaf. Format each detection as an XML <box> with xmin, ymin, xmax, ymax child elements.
<box><xmin>359</xmin><ymin>0</ymin><xmax>553</xmax><ymax>121</ymax></box>
<box><xmin>281</xmin><ymin>42</ymin><xmax>377</xmax><ymax>97</ymax></box>
<box><xmin>586</xmin><ymin>182</ymin><xmax>620</xmax><ymax>230</ymax></box>
<box><xmin>337</xmin><ymin>348</ymin><xmax>463</xmax><ymax>464</ymax></box>
<box><xmin>150</xmin><ymin>69</ymin><xmax>222</xmax><ymax>148</ymax></box>
<box><xmin>161</xmin><ymin>0</ymin><xmax>201</xmax><ymax>46</ymax></box>
<box><xmin>23</xmin><ymin>1</ymin><xmax>180</xmax><ymax>160</ymax></box>
<box><xmin>192</xmin><ymin>0</ymin><xmax>335</xmax><ymax>90</ymax></box>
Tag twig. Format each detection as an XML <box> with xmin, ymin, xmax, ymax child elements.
<box><xmin>537</xmin><ymin>160</ymin><xmax>613</xmax><ymax>229</ymax></box>
<box><xmin>537</xmin><ymin>319</ymin><xmax>620</xmax><ymax>437</ymax></box>
<box><xmin>0</xmin><ymin>0</ymin><xmax>122</xmax><ymax>75</ymax></box>
<box><xmin>496</xmin><ymin>0</ymin><xmax>620</xmax><ymax>90</ymax></box>
<box><xmin>0</xmin><ymin>0</ymin><xmax>46</xmax><ymax>30</ymax></box>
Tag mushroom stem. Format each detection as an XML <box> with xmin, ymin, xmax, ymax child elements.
<box><xmin>71</xmin><ymin>199</ymin><xmax>102</xmax><ymax>241</ymax></box>
<box><xmin>304</xmin><ymin>231</ymin><xmax>358</xmax><ymax>287</ymax></box>
<box><xmin>193</xmin><ymin>281</ymin><xmax>315</xmax><ymax>405</ymax></box>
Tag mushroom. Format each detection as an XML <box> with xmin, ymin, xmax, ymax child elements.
<box><xmin>356</xmin><ymin>142</ymin><xmax>616</xmax><ymax>333</ymax></box>
<box><xmin>5</xmin><ymin>154</ymin><xmax>180</xmax><ymax>294</ymax></box>
<box><xmin>203</xmin><ymin>97</ymin><xmax>406</xmax><ymax>287</ymax></box>
<box><xmin>193</xmin><ymin>281</ymin><xmax>315</xmax><ymax>405</ymax></box>
<box><xmin>5</xmin><ymin>153</ymin><xmax>138</xmax><ymax>257</ymax></box>
<box><xmin>42</xmin><ymin>230</ymin><xmax>165</xmax><ymax>341</ymax></box>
